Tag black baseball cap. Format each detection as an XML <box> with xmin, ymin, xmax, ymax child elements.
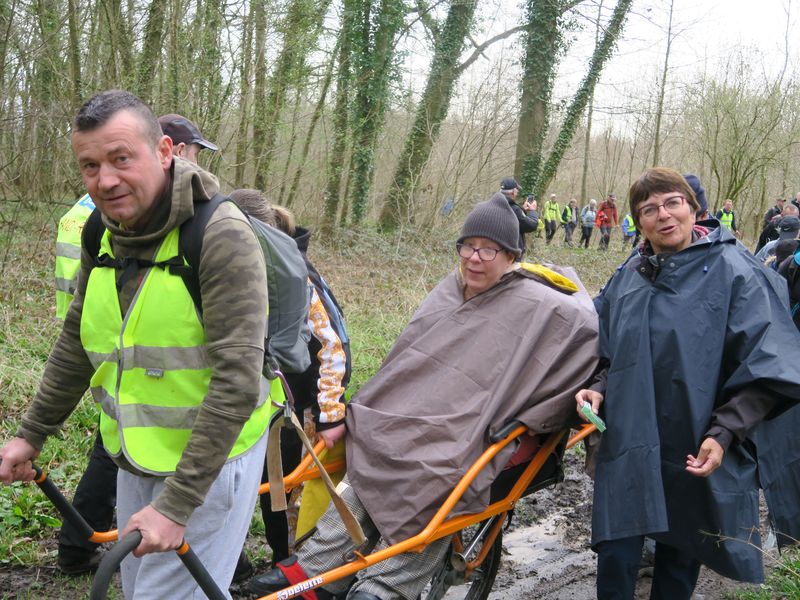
<box><xmin>500</xmin><ymin>177</ymin><xmax>521</xmax><ymax>191</ymax></box>
<box><xmin>158</xmin><ymin>114</ymin><xmax>218</xmax><ymax>151</ymax></box>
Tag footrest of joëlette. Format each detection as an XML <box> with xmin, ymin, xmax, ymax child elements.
<box><xmin>489</xmin><ymin>434</ymin><xmax>565</xmax><ymax>503</ymax></box>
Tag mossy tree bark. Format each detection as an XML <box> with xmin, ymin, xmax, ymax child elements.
<box><xmin>134</xmin><ymin>0</ymin><xmax>167</xmax><ymax>105</ymax></box>
<box><xmin>378</xmin><ymin>0</ymin><xmax>478</xmax><ymax>231</ymax></box>
<box><xmin>514</xmin><ymin>0</ymin><xmax>563</xmax><ymax>195</ymax></box>
<box><xmin>534</xmin><ymin>0</ymin><xmax>633</xmax><ymax>197</ymax></box>
<box><xmin>253</xmin><ymin>0</ymin><xmax>332</xmax><ymax>190</ymax></box>
<box><xmin>347</xmin><ymin>0</ymin><xmax>405</xmax><ymax>224</ymax></box>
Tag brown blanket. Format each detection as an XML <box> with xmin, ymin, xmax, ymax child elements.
<box><xmin>345</xmin><ymin>265</ymin><xmax>599</xmax><ymax>543</ymax></box>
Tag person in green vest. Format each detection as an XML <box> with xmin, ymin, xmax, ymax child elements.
<box><xmin>1</xmin><ymin>90</ymin><xmax>272</xmax><ymax>596</ymax></box>
<box><xmin>53</xmin><ymin>113</ymin><xmax>221</xmax><ymax>577</ymax></box>
<box><xmin>715</xmin><ymin>199</ymin><xmax>740</xmax><ymax>238</ymax></box>
<box><xmin>544</xmin><ymin>193</ymin><xmax>561</xmax><ymax>244</ymax></box>
<box><xmin>621</xmin><ymin>213</ymin><xmax>639</xmax><ymax>248</ymax></box>
<box><xmin>562</xmin><ymin>198</ymin><xmax>579</xmax><ymax>246</ymax></box>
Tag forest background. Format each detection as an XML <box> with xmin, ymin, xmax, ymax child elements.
<box><xmin>3</xmin><ymin>0</ymin><xmax>800</xmax><ymax>240</ymax></box>
<box><xmin>2</xmin><ymin>1</ymin><xmax>800</xmax><ymax>596</ymax></box>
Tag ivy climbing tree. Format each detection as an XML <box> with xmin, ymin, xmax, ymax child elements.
<box><xmin>515</xmin><ymin>0</ymin><xmax>564</xmax><ymax>195</ymax></box>
<box><xmin>378</xmin><ymin>0</ymin><xmax>478</xmax><ymax>230</ymax></box>
<box><xmin>347</xmin><ymin>0</ymin><xmax>406</xmax><ymax>224</ymax></box>
<box><xmin>533</xmin><ymin>0</ymin><xmax>633</xmax><ymax>197</ymax></box>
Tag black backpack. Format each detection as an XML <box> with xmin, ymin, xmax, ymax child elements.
<box><xmin>82</xmin><ymin>193</ymin><xmax>311</xmax><ymax>375</ymax></box>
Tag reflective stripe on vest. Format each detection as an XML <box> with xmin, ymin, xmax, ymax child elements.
<box><xmin>545</xmin><ymin>202</ymin><xmax>560</xmax><ymax>221</ymax></box>
<box><xmin>719</xmin><ymin>211</ymin><xmax>734</xmax><ymax>230</ymax></box>
<box><xmin>80</xmin><ymin>226</ymin><xmax>274</xmax><ymax>475</ymax></box>
<box><xmin>55</xmin><ymin>195</ymin><xmax>95</xmax><ymax>319</ymax></box>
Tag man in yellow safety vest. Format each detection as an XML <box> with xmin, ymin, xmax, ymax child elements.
<box><xmin>1</xmin><ymin>90</ymin><xmax>273</xmax><ymax>596</ymax></box>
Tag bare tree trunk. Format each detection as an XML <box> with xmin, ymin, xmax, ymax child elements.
<box><xmin>235</xmin><ymin>2</ymin><xmax>254</xmax><ymax>186</ymax></box>
<box><xmin>254</xmin><ymin>0</ymin><xmax>332</xmax><ymax>190</ymax></box>
<box><xmin>651</xmin><ymin>0</ymin><xmax>674</xmax><ymax>166</ymax></box>
<box><xmin>278</xmin><ymin>90</ymin><xmax>303</xmax><ymax>201</ymax></box>
<box><xmin>251</xmin><ymin>0</ymin><xmax>268</xmax><ymax>188</ymax></box>
<box><xmin>66</xmin><ymin>0</ymin><xmax>82</xmax><ymax>106</ymax></box>
<box><xmin>580</xmin><ymin>0</ymin><xmax>602</xmax><ymax>204</ymax></box>
<box><xmin>286</xmin><ymin>48</ymin><xmax>335</xmax><ymax>208</ymax></box>
<box><xmin>379</xmin><ymin>0</ymin><xmax>478</xmax><ymax>230</ymax></box>
<box><xmin>167</xmin><ymin>0</ymin><xmax>182</xmax><ymax>108</ymax></box>
<box><xmin>107</xmin><ymin>0</ymin><xmax>134</xmax><ymax>87</ymax></box>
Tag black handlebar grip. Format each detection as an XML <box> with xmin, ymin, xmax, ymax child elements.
<box><xmin>90</xmin><ymin>531</ymin><xmax>142</xmax><ymax>600</ymax></box>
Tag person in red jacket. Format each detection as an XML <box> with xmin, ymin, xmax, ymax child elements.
<box><xmin>597</xmin><ymin>193</ymin><xmax>619</xmax><ymax>250</ymax></box>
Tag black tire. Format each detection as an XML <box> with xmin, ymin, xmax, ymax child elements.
<box><xmin>421</xmin><ymin>519</ymin><xmax>503</xmax><ymax>600</ymax></box>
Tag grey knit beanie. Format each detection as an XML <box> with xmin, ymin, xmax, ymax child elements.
<box><xmin>457</xmin><ymin>192</ymin><xmax>521</xmax><ymax>257</ymax></box>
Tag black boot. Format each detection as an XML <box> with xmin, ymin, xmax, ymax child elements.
<box><xmin>231</xmin><ymin>551</ymin><xmax>254</xmax><ymax>584</ymax></box>
<box><xmin>249</xmin><ymin>566</ymin><xmax>290</xmax><ymax>595</ymax></box>
<box><xmin>57</xmin><ymin>547</ymin><xmax>103</xmax><ymax>576</ymax></box>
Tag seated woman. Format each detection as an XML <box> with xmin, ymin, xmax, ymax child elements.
<box><xmin>576</xmin><ymin>167</ymin><xmax>800</xmax><ymax>600</ymax></box>
<box><xmin>251</xmin><ymin>193</ymin><xmax>599</xmax><ymax>600</ymax></box>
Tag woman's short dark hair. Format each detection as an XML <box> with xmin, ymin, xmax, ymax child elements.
<box><xmin>73</xmin><ymin>90</ymin><xmax>161</xmax><ymax>146</ymax></box>
<box><xmin>628</xmin><ymin>168</ymin><xmax>699</xmax><ymax>225</ymax></box>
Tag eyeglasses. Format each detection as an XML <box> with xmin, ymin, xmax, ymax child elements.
<box><xmin>456</xmin><ymin>243</ymin><xmax>503</xmax><ymax>261</ymax></box>
<box><xmin>637</xmin><ymin>195</ymin><xmax>685</xmax><ymax>220</ymax></box>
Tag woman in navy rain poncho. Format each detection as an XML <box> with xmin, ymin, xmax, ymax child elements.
<box><xmin>576</xmin><ymin>167</ymin><xmax>800</xmax><ymax>600</ymax></box>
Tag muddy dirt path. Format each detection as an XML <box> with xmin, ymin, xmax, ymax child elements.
<box><xmin>485</xmin><ymin>451</ymin><xmax>764</xmax><ymax>600</ymax></box>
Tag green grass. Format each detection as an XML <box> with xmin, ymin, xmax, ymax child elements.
<box><xmin>734</xmin><ymin>549</ymin><xmax>800</xmax><ymax>599</ymax></box>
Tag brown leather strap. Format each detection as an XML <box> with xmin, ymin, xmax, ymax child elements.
<box><xmin>266</xmin><ymin>413</ymin><xmax>366</xmax><ymax>546</ymax></box>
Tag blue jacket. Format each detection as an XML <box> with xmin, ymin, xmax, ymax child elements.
<box><xmin>591</xmin><ymin>222</ymin><xmax>800</xmax><ymax>582</ymax></box>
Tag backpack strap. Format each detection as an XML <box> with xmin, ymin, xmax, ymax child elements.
<box><xmin>177</xmin><ymin>192</ymin><xmax>229</xmax><ymax>316</ymax></box>
<box><xmin>82</xmin><ymin>207</ymin><xmax>191</xmax><ymax>292</ymax></box>
<box><xmin>82</xmin><ymin>208</ymin><xmax>106</xmax><ymax>264</ymax></box>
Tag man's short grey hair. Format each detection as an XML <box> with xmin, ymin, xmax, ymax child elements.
<box><xmin>73</xmin><ymin>90</ymin><xmax>161</xmax><ymax>146</ymax></box>
<box><xmin>783</xmin><ymin>204</ymin><xmax>800</xmax><ymax>216</ymax></box>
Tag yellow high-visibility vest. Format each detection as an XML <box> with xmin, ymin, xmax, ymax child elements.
<box><xmin>55</xmin><ymin>195</ymin><xmax>95</xmax><ymax>319</ymax></box>
<box><xmin>80</xmin><ymin>226</ymin><xmax>275</xmax><ymax>475</ymax></box>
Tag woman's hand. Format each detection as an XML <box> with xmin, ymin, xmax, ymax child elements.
<box><xmin>318</xmin><ymin>423</ymin><xmax>346</xmax><ymax>449</ymax></box>
<box><xmin>686</xmin><ymin>438</ymin><xmax>724</xmax><ymax>477</ymax></box>
<box><xmin>575</xmin><ymin>389</ymin><xmax>604</xmax><ymax>421</ymax></box>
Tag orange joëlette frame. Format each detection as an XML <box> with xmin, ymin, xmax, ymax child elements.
<box><xmin>32</xmin><ymin>438</ymin><xmax>333</xmax><ymax>545</ymax></box>
<box><xmin>257</xmin><ymin>423</ymin><xmax>596</xmax><ymax>600</ymax></box>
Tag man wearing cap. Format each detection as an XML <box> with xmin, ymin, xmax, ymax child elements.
<box><xmin>756</xmin><ymin>203</ymin><xmax>800</xmax><ymax>253</ymax></box>
<box><xmin>763</xmin><ymin>197</ymin><xmax>785</xmax><ymax>227</ymax></box>
<box><xmin>52</xmin><ymin>110</ymin><xmax>220</xmax><ymax>575</ymax></box>
<box><xmin>158</xmin><ymin>113</ymin><xmax>219</xmax><ymax>163</ymax></box>
<box><xmin>499</xmin><ymin>177</ymin><xmax>538</xmax><ymax>257</ymax></box>
<box><xmin>250</xmin><ymin>192</ymin><xmax>599</xmax><ymax>600</ymax></box>
<box><xmin>755</xmin><ymin>215</ymin><xmax>800</xmax><ymax>263</ymax></box>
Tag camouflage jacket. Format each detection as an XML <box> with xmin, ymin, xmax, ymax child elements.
<box><xmin>18</xmin><ymin>157</ymin><xmax>268</xmax><ymax>525</ymax></box>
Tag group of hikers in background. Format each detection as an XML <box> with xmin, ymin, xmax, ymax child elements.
<box><xmin>500</xmin><ymin>181</ymin><xmax>758</xmax><ymax>253</ymax></box>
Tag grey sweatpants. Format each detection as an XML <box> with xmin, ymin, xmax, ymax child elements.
<box><xmin>298</xmin><ymin>477</ymin><xmax>449</xmax><ymax>600</ymax></box>
<box><xmin>117</xmin><ymin>432</ymin><xmax>267</xmax><ymax>600</ymax></box>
